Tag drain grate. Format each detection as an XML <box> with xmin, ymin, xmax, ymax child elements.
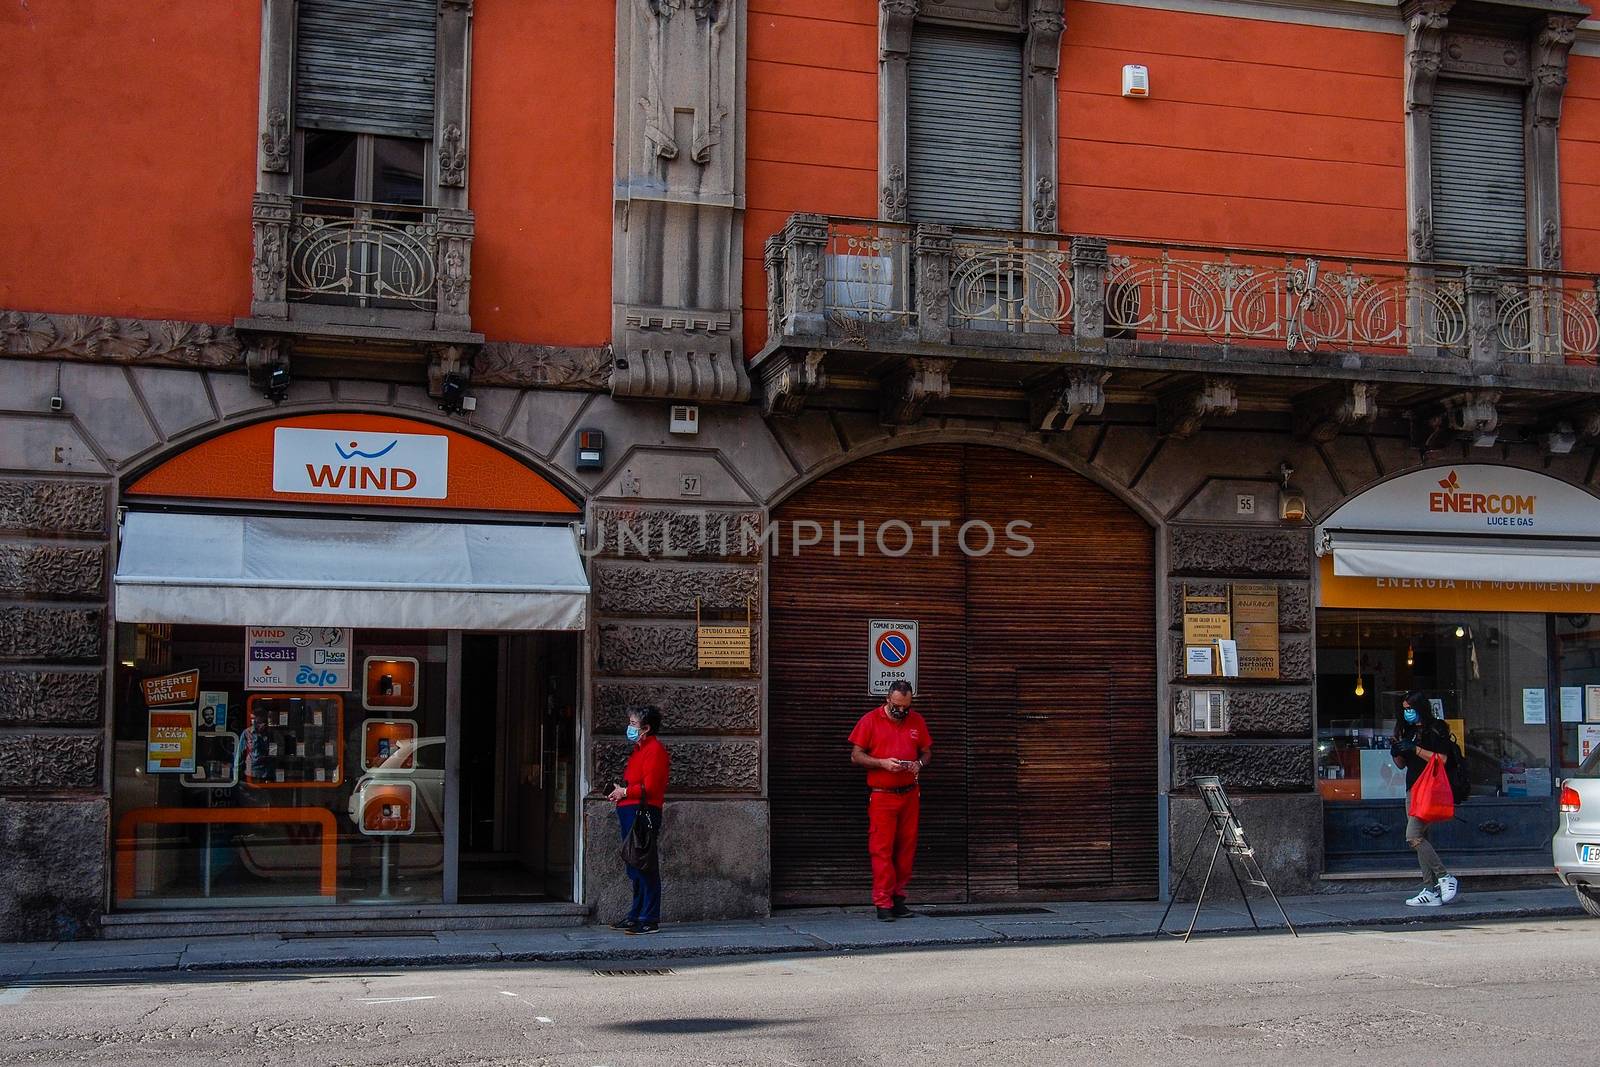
<box><xmin>593</xmin><ymin>967</ymin><xmax>676</xmax><ymax>978</ymax></box>
<box><xmin>926</xmin><ymin>906</ymin><xmax>1052</xmax><ymax>918</ymax></box>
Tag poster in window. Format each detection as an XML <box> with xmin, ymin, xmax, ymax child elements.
<box><xmin>147</xmin><ymin>707</ymin><xmax>197</xmax><ymax>773</ymax></box>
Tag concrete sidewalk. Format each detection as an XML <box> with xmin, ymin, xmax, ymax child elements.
<box><xmin>0</xmin><ymin>887</ymin><xmax>1582</xmax><ymax>981</ymax></box>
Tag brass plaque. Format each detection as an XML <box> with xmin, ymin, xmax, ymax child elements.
<box><xmin>1183</xmin><ymin>613</ymin><xmax>1231</xmax><ymax>644</ymax></box>
<box><xmin>1232</xmin><ymin>584</ymin><xmax>1279</xmax><ymax>622</ymax></box>
<box><xmin>1237</xmin><ymin>648</ymin><xmax>1280</xmax><ymax>679</ymax></box>
<box><xmin>697</xmin><ymin>625</ymin><xmax>751</xmax><ymax>669</ymax></box>
<box><xmin>1234</xmin><ymin>620</ymin><xmax>1280</xmax><ymax>651</ymax></box>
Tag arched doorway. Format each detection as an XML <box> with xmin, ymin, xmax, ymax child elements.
<box><xmin>768</xmin><ymin>444</ymin><xmax>1158</xmax><ymax>905</ymax></box>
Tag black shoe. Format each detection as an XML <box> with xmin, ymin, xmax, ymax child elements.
<box><xmin>608</xmin><ymin>917</ymin><xmax>636</xmax><ymax>931</ymax></box>
<box><xmin>626</xmin><ymin>922</ymin><xmax>659</xmax><ymax>935</ymax></box>
<box><xmin>876</xmin><ymin>907</ymin><xmax>895</xmax><ymax>922</ymax></box>
<box><xmin>891</xmin><ymin>899</ymin><xmax>913</xmax><ymax>918</ymax></box>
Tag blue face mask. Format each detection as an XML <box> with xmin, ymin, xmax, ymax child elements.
<box><xmin>626</xmin><ymin>724</ymin><xmax>643</xmax><ymax>743</ymax></box>
<box><xmin>1403</xmin><ymin>707</ymin><xmax>1420</xmax><ymax>724</ymax></box>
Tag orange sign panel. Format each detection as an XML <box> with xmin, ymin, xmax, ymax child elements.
<box><xmin>126</xmin><ymin>413</ymin><xmax>577</xmax><ymax>514</ymax></box>
<box><xmin>1319</xmin><ymin>556</ymin><xmax>1600</xmax><ymax>613</ymax></box>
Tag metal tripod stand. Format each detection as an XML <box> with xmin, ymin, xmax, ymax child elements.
<box><xmin>1153</xmin><ymin>775</ymin><xmax>1299</xmax><ymax>942</ymax></box>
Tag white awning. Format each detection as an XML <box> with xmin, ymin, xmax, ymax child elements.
<box><xmin>1327</xmin><ymin>531</ymin><xmax>1600</xmax><ymax>584</ymax></box>
<box><xmin>115</xmin><ymin>512</ymin><xmax>589</xmax><ymax>630</ymax></box>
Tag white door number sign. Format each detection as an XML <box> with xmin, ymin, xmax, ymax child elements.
<box><xmin>868</xmin><ymin>619</ymin><xmax>919</xmax><ymax>696</ymax></box>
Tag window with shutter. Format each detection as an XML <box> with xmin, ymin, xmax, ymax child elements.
<box><xmin>906</xmin><ymin>26</ymin><xmax>1024</xmax><ymax>229</ymax></box>
<box><xmin>1431</xmin><ymin>80</ymin><xmax>1527</xmax><ymax>267</ymax></box>
<box><xmin>295</xmin><ymin>0</ymin><xmax>437</xmax><ymax>141</ymax></box>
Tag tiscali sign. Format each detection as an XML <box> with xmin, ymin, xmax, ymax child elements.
<box><xmin>273</xmin><ymin>427</ymin><xmax>447</xmax><ymax>499</ymax></box>
<box><xmin>1320</xmin><ymin>465</ymin><xmax>1600</xmax><ymax>538</ymax></box>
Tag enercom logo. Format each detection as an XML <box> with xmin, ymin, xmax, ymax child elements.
<box><xmin>272</xmin><ymin>427</ymin><xmax>449</xmax><ymax>499</ymax></box>
<box><xmin>1428</xmin><ymin>470</ymin><xmax>1536</xmax><ymax>525</ymax></box>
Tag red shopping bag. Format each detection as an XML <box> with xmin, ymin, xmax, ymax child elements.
<box><xmin>1407</xmin><ymin>755</ymin><xmax>1455</xmax><ymax>823</ymax></box>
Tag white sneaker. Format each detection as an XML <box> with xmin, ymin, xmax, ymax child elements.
<box><xmin>1406</xmin><ymin>887</ymin><xmax>1443</xmax><ymax>907</ymax></box>
<box><xmin>1437</xmin><ymin>875</ymin><xmax>1459</xmax><ymax>903</ymax></box>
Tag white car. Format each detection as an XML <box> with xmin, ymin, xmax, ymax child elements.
<box><xmin>1554</xmin><ymin>747</ymin><xmax>1600</xmax><ymax>916</ymax></box>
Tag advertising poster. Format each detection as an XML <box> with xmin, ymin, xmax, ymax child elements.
<box><xmin>141</xmin><ymin>669</ymin><xmax>199</xmax><ymax>707</ymax></box>
<box><xmin>1580</xmin><ymin>724</ymin><xmax>1600</xmax><ymax>763</ymax></box>
<box><xmin>199</xmin><ymin>690</ymin><xmax>230</xmax><ymax>729</ymax></box>
<box><xmin>146</xmin><ymin>707</ymin><xmax>197</xmax><ymax>773</ymax></box>
<box><xmin>246</xmin><ymin>627</ymin><xmax>352</xmax><ymax>690</ymax></box>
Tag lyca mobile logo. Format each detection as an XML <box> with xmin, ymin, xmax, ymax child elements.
<box><xmin>1428</xmin><ymin>470</ymin><xmax>1536</xmax><ymax>525</ymax></box>
<box><xmin>272</xmin><ymin>427</ymin><xmax>448</xmax><ymax>499</ymax></box>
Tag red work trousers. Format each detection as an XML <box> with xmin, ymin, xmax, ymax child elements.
<box><xmin>867</xmin><ymin>788</ymin><xmax>920</xmax><ymax>908</ymax></box>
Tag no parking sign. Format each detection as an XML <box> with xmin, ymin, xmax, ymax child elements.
<box><xmin>868</xmin><ymin>619</ymin><xmax>919</xmax><ymax>696</ymax></box>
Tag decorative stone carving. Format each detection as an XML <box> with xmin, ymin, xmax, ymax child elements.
<box><xmin>881</xmin><ymin>163</ymin><xmax>908</xmax><ymax>223</ymax></box>
<box><xmin>259</xmin><ymin>108</ymin><xmax>290</xmax><ymax>173</ymax></box>
<box><xmin>0</xmin><ymin>669</ymin><xmax>103</xmax><ymax>727</ymax></box>
<box><xmin>0</xmin><ymin>310</ymin><xmax>240</xmax><ymax>370</ymax></box>
<box><xmin>593</xmin><ymin>561</ymin><xmax>758</xmax><ymax>615</ymax></box>
<box><xmin>431</xmin><ymin>207</ymin><xmax>475</xmax><ymax>331</ymax></box>
<box><xmin>0</xmin><ymin>606</ymin><xmax>103</xmax><ymax>662</ymax></box>
<box><xmin>921</xmin><ymin>0</ymin><xmax>1022</xmax><ymax>30</ymax></box>
<box><xmin>1031</xmin><ymin>177</ymin><xmax>1057</xmax><ymax>232</ymax></box>
<box><xmin>594</xmin><ymin>738</ymin><xmax>760</xmax><ymax>793</ymax></box>
<box><xmin>760</xmin><ymin>348</ymin><xmax>828</xmax><ymax>418</ymax></box>
<box><xmin>589</xmin><ymin>506</ymin><xmax>765</xmax><ymax>560</ymax></box>
<box><xmin>0</xmin><ymin>544</ymin><xmax>104</xmax><ymax>599</ymax></box>
<box><xmin>438</xmin><ymin>122</ymin><xmax>467</xmax><ymax>187</ymax></box>
<box><xmin>1403</xmin><ymin>0</ymin><xmax>1452</xmax><ymax>115</ymax></box>
<box><xmin>1168</xmin><ymin>527</ymin><xmax>1312</xmax><ymax>578</ymax></box>
<box><xmin>249</xmin><ymin>192</ymin><xmax>292</xmax><ymax>317</ymax></box>
<box><xmin>1443</xmin><ymin>389</ymin><xmax>1501</xmax><ymax>447</ymax></box>
<box><xmin>1034</xmin><ymin>369</ymin><xmax>1107</xmax><ymax>432</ymax></box>
<box><xmin>915</xmin><ymin>225</ymin><xmax>954</xmax><ymax>344</ymax></box>
<box><xmin>1157</xmin><ymin>378</ymin><xmax>1237</xmax><ymax>440</ymax></box>
<box><xmin>599</xmin><ymin>621</ymin><xmax>761</xmax><ymax>676</ymax></box>
<box><xmin>1540</xmin><ymin>218</ymin><xmax>1562</xmax><ymax>268</ymax></box>
<box><xmin>473</xmin><ymin>343</ymin><xmax>613</xmax><ymax>390</ymax></box>
<box><xmin>1410</xmin><ymin>206</ymin><xmax>1434</xmax><ymax>262</ymax></box>
<box><xmin>1172</xmin><ymin>741</ymin><xmax>1314</xmax><ymax>791</ymax></box>
<box><xmin>633</xmin><ymin>0</ymin><xmax>732</xmax><ymax>164</ymax></box>
<box><xmin>880</xmin><ymin>357</ymin><xmax>952</xmax><ymax>425</ymax></box>
<box><xmin>1532</xmin><ymin>15</ymin><xmax>1580</xmax><ymax>129</ymax></box>
<box><xmin>611</xmin><ymin>340</ymin><xmax>753</xmax><ymax>403</ymax></box>
<box><xmin>1295</xmin><ymin>381</ymin><xmax>1378</xmax><ymax>443</ymax></box>
<box><xmin>0</xmin><ymin>480</ymin><xmax>106</xmax><ymax>536</ymax></box>
<box><xmin>425</xmin><ymin>342</ymin><xmax>473</xmax><ymax>400</ymax></box>
<box><xmin>595</xmin><ymin>681</ymin><xmax>760</xmax><ymax>734</ymax></box>
<box><xmin>1026</xmin><ymin>0</ymin><xmax>1066</xmax><ymax>72</ymax></box>
<box><xmin>1440</xmin><ymin>30</ymin><xmax>1527</xmax><ymax>82</ymax></box>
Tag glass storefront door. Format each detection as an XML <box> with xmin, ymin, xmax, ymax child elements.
<box><xmin>1317</xmin><ymin>610</ymin><xmax>1559</xmax><ymax>872</ymax></box>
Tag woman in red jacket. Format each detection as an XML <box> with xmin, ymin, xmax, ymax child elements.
<box><xmin>606</xmin><ymin>705</ymin><xmax>669</xmax><ymax>934</ymax></box>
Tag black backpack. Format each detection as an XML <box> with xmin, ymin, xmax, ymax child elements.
<box><xmin>1443</xmin><ymin>737</ymin><xmax>1471</xmax><ymax>804</ymax></box>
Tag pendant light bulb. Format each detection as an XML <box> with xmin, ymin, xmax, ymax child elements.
<box><xmin>1455</xmin><ymin>624</ymin><xmax>1466</xmax><ymax>638</ymax></box>
<box><xmin>1406</xmin><ymin>642</ymin><xmax>1415</xmax><ymax>667</ymax></box>
<box><xmin>1354</xmin><ymin>676</ymin><xmax>1366</xmax><ymax>697</ymax></box>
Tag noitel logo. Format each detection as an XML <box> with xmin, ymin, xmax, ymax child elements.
<box><xmin>1428</xmin><ymin>470</ymin><xmax>1536</xmax><ymax>522</ymax></box>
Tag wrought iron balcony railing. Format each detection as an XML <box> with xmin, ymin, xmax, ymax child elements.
<box><xmin>249</xmin><ymin>192</ymin><xmax>474</xmax><ymax>333</ymax></box>
<box><xmin>762</xmin><ymin>213</ymin><xmax>1600</xmax><ymax>366</ymax></box>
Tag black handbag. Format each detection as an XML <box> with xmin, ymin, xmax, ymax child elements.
<box><xmin>620</xmin><ymin>785</ymin><xmax>661</xmax><ymax>873</ymax></box>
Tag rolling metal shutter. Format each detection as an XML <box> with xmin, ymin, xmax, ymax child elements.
<box><xmin>1431</xmin><ymin>81</ymin><xmax>1527</xmax><ymax>266</ymax></box>
<box><xmin>768</xmin><ymin>445</ymin><xmax>1158</xmax><ymax>906</ymax></box>
<box><xmin>906</xmin><ymin>26</ymin><xmax>1024</xmax><ymax>228</ymax></box>
<box><xmin>295</xmin><ymin>0</ymin><xmax>437</xmax><ymax>139</ymax></box>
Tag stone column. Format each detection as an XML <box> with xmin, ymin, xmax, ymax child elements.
<box><xmin>0</xmin><ymin>477</ymin><xmax>112</xmax><ymax>941</ymax></box>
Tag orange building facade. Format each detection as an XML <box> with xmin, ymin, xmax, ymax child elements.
<box><xmin>5</xmin><ymin>0</ymin><xmax>1600</xmax><ymax>940</ymax></box>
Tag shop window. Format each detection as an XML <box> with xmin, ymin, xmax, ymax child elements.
<box><xmin>112</xmin><ymin>624</ymin><xmax>448</xmax><ymax>908</ymax></box>
<box><xmin>1557</xmin><ymin>615</ymin><xmax>1600</xmax><ymax>774</ymax></box>
<box><xmin>1316</xmin><ymin>611</ymin><xmax>1554</xmax><ymax>803</ymax></box>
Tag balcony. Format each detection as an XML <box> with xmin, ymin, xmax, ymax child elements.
<box><xmin>756</xmin><ymin>213</ymin><xmax>1600</xmax><ymax>441</ymax></box>
<box><xmin>239</xmin><ymin>193</ymin><xmax>480</xmax><ymax>392</ymax></box>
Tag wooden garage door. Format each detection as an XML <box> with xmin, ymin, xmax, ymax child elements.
<box><xmin>768</xmin><ymin>445</ymin><xmax>1157</xmax><ymax>906</ymax></box>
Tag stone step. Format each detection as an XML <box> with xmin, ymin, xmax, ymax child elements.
<box><xmin>99</xmin><ymin>902</ymin><xmax>591</xmax><ymax>940</ymax></box>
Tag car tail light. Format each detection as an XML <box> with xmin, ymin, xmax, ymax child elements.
<box><xmin>1561</xmin><ymin>785</ymin><xmax>1582</xmax><ymax>813</ymax></box>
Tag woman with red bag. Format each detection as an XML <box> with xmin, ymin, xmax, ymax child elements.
<box><xmin>1391</xmin><ymin>691</ymin><xmax>1460</xmax><ymax>908</ymax></box>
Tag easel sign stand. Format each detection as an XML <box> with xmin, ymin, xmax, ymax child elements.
<box><xmin>1154</xmin><ymin>775</ymin><xmax>1299</xmax><ymax>942</ymax></box>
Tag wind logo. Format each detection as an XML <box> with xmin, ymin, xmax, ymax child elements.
<box><xmin>1428</xmin><ymin>470</ymin><xmax>1536</xmax><ymax>525</ymax></box>
<box><xmin>272</xmin><ymin>427</ymin><xmax>449</xmax><ymax>499</ymax></box>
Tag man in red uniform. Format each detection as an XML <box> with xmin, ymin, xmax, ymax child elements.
<box><xmin>848</xmin><ymin>680</ymin><xmax>932</xmax><ymax>921</ymax></box>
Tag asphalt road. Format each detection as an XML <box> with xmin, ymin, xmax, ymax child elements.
<box><xmin>4</xmin><ymin>916</ymin><xmax>1598</xmax><ymax>1066</ymax></box>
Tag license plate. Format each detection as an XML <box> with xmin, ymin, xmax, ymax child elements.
<box><xmin>1580</xmin><ymin>845</ymin><xmax>1600</xmax><ymax>864</ymax></box>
